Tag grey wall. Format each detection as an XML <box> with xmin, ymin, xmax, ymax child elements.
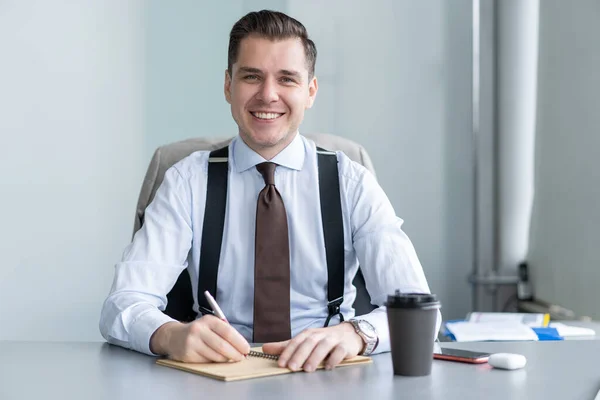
<box><xmin>145</xmin><ymin>0</ymin><xmax>290</xmax><ymax>157</ymax></box>
<box><xmin>442</xmin><ymin>1</ymin><xmax>475</xmax><ymax>316</ymax></box>
<box><xmin>528</xmin><ymin>0</ymin><xmax>600</xmax><ymax>318</ymax></box>
<box><xmin>297</xmin><ymin>0</ymin><xmax>474</xmax><ymax>319</ymax></box>
<box><xmin>145</xmin><ymin>0</ymin><xmax>242</xmax><ymax>156</ymax></box>
<box><xmin>0</xmin><ymin>1</ymin><xmax>145</xmax><ymax>340</ymax></box>
<box><xmin>0</xmin><ymin>0</ymin><xmax>474</xmax><ymax>341</ymax></box>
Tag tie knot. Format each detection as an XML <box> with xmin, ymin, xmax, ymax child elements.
<box><xmin>256</xmin><ymin>162</ymin><xmax>277</xmax><ymax>185</ymax></box>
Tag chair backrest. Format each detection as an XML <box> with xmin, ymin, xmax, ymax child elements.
<box><xmin>134</xmin><ymin>133</ymin><xmax>376</xmax><ymax>233</ymax></box>
<box><xmin>133</xmin><ymin>133</ymin><xmax>377</xmax><ymax>315</ymax></box>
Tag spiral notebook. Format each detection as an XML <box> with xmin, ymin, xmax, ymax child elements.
<box><xmin>156</xmin><ymin>347</ymin><xmax>372</xmax><ymax>382</ymax></box>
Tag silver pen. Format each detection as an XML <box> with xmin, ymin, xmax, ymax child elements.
<box><xmin>203</xmin><ymin>290</ymin><xmax>228</xmax><ymax>322</ymax></box>
<box><xmin>204</xmin><ymin>290</ymin><xmax>273</xmax><ymax>360</ymax></box>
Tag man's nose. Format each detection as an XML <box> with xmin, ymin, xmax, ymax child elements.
<box><xmin>256</xmin><ymin>78</ymin><xmax>279</xmax><ymax>103</ymax></box>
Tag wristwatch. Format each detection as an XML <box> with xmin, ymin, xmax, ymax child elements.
<box><xmin>347</xmin><ymin>319</ymin><xmax>379</xmax><ymax>356</ymax></box>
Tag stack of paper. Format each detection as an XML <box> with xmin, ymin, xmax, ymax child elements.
<box><xmin>467</xmin><ymin>312</ymin><xmax>549</xmax><ymax>327</ymax></box>
<box><xmin>445</xmin><ymin>321</ymin><xmax>539</xmax><ymax>342</ymax></box>
<box><xmin>549</xmin><ymin>322</ymin><xmax>596</xmax><ymax>337</ymax></box>
<box><xmin>444</xmin><ymin>312</ymin><xmax>597</xmax><ymax>341</ymax></box>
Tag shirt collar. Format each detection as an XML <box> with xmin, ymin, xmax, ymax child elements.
<box><xmin>231</xmin><ymin>133</ymin><xmax>305</xmax><ymax>173</ymax></box>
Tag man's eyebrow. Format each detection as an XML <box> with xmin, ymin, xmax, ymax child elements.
<box><xmin>280</xmin><ymin>69</ymin><xmax>302</xmax><ymax>79</ymax></box>
<box><xmin>236</xmin><ymin>67</ymin><xmax>303</xmax><ymax>80</ymax></box>
<box><xmin>237</xmin><ymin>67</ymin><xmax>263</xmax><ymax>75</ymax></box>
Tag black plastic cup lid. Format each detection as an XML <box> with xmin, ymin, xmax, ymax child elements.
<box><xmin>386</xmin><ymin>290</ymin><xmax>441</xmax><ymax>309</ymax></box>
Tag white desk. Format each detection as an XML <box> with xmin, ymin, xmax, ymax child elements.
<box><xmin>1</xmin><ymin>340</ymin><xmax>599</xmax><ymax>399</ymax></box>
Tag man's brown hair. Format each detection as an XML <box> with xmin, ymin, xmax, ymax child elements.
<box><xmin>228</xmin><ymin>10</ymin><xmax>317</xmax><ymax>80</ymax></box>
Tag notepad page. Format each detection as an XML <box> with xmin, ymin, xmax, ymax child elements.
<box><xmin>156</xmin><ymin>347</ymin><xmax>372</xmax><ymax>382</ymax></box>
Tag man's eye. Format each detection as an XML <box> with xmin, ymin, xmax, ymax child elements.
<box><xmin>280</xmin><ymin>77</ymin><xmax>295</xmax><ymax>84</ymax></box>
<box><xmin>243</xmin><ymin>75</ymin><xmax>259</xmax><ymax>81</ymax></box>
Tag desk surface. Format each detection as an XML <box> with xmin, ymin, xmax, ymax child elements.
<box><xmin>1</xmin><ymin>340</ymin><xmax>599</xmax><ymax>400</ymax></box>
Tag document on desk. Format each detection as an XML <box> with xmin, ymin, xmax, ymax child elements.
<box><xmin>446</xmin><ymin>321</ymin><xmax>539</xmax><ymax>342</ymax></box>
<box><xmin>549</xmin><ymin>322</ymin><xmax>596</xmax><ymax>337</ymax></box>
<box><xmin>156</xmin><ymin>347</ymin><xmax>372</xmax><ymax>382</ymax></box>
<box><xmin>467</xmin><ymin>312</ymin><xmax>550</xmax><ymax>327</ymax></box>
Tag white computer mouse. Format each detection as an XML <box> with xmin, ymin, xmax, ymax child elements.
<box><xmin>488</xmin><ymin>353</ymin><xmax>527</xmax><ymax>370</ymax></box>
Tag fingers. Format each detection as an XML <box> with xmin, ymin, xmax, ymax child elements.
<box><xmin>277</xmin><ymin>330</ymin><xmax>330</xmax><ymax>372</ymax></box>
<box><xmin>201</xmin><ymin>327</ymin><xmax>246</xmax><ymax>362</ymax></box>
<box><xmin>171</xmin><ymin>335</ymin><xmax>230</xmax><ymax>363</ymax></box>
<box><xmin>169</xmin><ymin>351</ymin><xmax>211</xmax><ymax>363</ymax></box>
<box><xmin>262</xmin><ymin>340</ymin><xmax>289</xmax><ymax>356</ymax></box>
<box><xmin>276</xmin><ymin>331</ymin><xmax>309</xmax><ymax>369</ymax></box>
<box><xmin>208</xmin><ymin>317</ymin><xmax>251</xmax><ymax>356</ymax></box>
<box><xmin>275</xmin><ymin>325</ymin><xmax>360</xmax><ymax>372</ymax></box>
<box><xmin>324</xmin><ymin>345</ymin><xmax>347</xmax><ymax>370</ymax></box>
<box><xmin>303</xmin><ymin>336</ymin><xmax>339</xmax><ymax>372</ymax></box>
<box><xmin>286</xmin><ymin>334</ymin><xmax>338</xmax><ymax>372</ymax></box>
<box><xmin>168</xmin><ymin>316</ymin><xmax>249</xmax><ymax>363</ymax></box>
<box><xmin>165</xmin><ymin>322</ymin><xmax>215</xmax><ymax>363</ymax></box>
<box><xmin>192</xmin><ymin>342</ymin><xmax>229</xmax><ymax>363</ymax></box>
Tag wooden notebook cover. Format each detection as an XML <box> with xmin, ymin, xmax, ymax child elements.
<box><xmin>156</xmin><ymin>347</ymin><xmax>372</xmax><ymax>382</ymax></box>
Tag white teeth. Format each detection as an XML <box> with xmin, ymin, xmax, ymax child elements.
<box><xmin>252</xmin><ymin>112</ymin><xmax>282</xmax><ymax>120</ymax></box>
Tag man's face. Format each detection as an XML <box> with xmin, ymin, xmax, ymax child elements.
<box><xmin>225</xmin><ymin>35</ymin><xmax>318</xmax><ymax>157</ymax></box>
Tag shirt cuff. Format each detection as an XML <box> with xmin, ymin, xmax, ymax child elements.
<box><xmin>129</xmin><ymin>309</ymin><xmax>176</xmax><ymax>356</ymax></box>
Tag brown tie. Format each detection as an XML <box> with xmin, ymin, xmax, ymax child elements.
<box><xmin>253</xmin><ymin>162</ymin><xmax>291</xmax><ymax>343</ymax></box>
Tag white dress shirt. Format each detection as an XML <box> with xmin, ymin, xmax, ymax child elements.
<box><xmin>99</xmin><ymin>134</ymin><xmax>440</xmax><ymax>356</ymax></box>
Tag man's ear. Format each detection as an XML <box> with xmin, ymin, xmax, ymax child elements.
<box><xmin>306</xmin><ymin>76</ymin><xmax>318</xmax><ymax>109</ymax></box>
<box><xmin>224</xmin><ymin>69</ymin><xmax>232</xmax><ymax>104</ymax></box>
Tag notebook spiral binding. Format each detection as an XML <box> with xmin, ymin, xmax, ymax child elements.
<box><xmin>248</xmin><ymin>350</ymin><xmax>279</xmax><ymax>361</ymax></box>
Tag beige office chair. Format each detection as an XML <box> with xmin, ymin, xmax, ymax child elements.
<box><xmin>132</xmin><ymin>133</ymin><xmax>378</xmax><ymax>318</ymax></box>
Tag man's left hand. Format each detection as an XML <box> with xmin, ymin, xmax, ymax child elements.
<box><xmin>262</xmin><ymin>322</ymin><xmax>364</xmax><ymax>372</ymax></box>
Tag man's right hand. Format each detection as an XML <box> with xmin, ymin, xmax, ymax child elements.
<box><xmin>149</xmin><ymin>315</ymin><xmax>250</xmax><ymax>363</ymax></box>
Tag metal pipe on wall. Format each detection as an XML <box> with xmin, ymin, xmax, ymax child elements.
<box><xmin>470</xmin><ymin>0</ymin><xmax>539</xmax><ymax>311</ymax></box>
<box><xmin>496</xmin><ymin>0</ymin><xmax>539</xmax><ymax>274</ymax></box>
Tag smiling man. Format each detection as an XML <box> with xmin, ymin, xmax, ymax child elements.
<box><xmin>225</xmin><ymin>25</ymin><xmax>317</xmax><ymax>160</ymax></box>
<box><xmin>100</xmin><ymin>10</ymin><xmax>439</xmax><ymax>372</ymax></box>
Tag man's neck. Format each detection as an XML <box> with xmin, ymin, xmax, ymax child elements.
<box><xmin>240</xmin><ymin>132</ymin><xmax>298</xmax><ymax>160</ymax></box>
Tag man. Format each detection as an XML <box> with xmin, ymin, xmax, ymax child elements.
<box><xmin>100</xmin><ymin>10</ymin><xmax>440</xmax><ymax>372</ymax></box>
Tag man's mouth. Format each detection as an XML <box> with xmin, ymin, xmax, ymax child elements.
<box><xmin>250</xmin><ymin>111</ymin><xmax>284</xmax><ymax>120</ymax></box>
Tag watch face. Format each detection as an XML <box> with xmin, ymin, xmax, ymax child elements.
<box><xmin>358</xmin><ymin>320</ymin><xmax>377</xmax><ymax>339</ymax></box>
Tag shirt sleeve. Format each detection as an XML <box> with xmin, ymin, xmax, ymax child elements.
<box><xmin>99</xmin><ymin>164</ymin><xmax>194</xmax><ymax>356</ymax></box>
<box><xmin>342</xmin><ymin>157</ymin><xmax>442</xmax><ymax>354</ymax></box>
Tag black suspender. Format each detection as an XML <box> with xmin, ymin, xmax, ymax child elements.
<box><xmin>196</xmin><ymin>146</ymin><xmax>229</xmax><ymax>316</ymax></box>
<box><xmin>194</xmin><ymin>145</ymin><xmax>345</xmax><ymax>327</ymax></box>
<box><xmin>316</xmin><ymin>148</ymin><xmax>345</xmax><ymax>326</ymax></box>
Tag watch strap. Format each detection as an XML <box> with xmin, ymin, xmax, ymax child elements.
<box><xmin>348</xmin><ymin>319</ymin><xmax>378</xmax><ymax>356</ymax></box>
